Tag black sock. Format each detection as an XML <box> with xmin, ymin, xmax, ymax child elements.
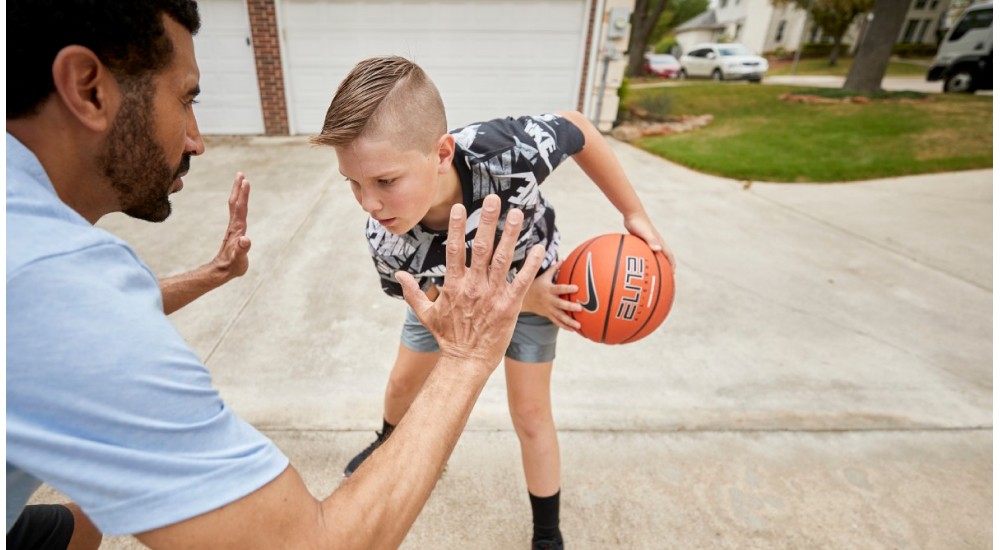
<box><xmin>381</xmin><ymin>419</ymin><xmax>395</xmax><ymax>440</ymax></box>
<box><xmin>529</xmin><ymin>490</ymin><xmax>561</xmax><ymax>541</ymax></box>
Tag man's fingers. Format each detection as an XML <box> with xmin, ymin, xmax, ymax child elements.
<box><xmin>396</xmin><ymin>272</ymin><xmax>433</xmax><ymax>319</ymax></box>
<box><xmin>468</xmin><ymin>195</ymin><xmax>501</xmax><ymax>278</ymax></box>
<box><xmin>445</xmin><ymin>203</ymin><xmax>468</xmax><ymax>283</ymax></box>
<box><xmin>509</xmin><ymin>244</ymin><xmax>545</xmax><ymax>298</ymax></box>
<box><xmin>489</xmin><ymin>207</ymin><xmax>523</xmax><ymax>284</ymax></box>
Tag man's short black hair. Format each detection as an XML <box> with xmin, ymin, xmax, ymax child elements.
<box><xmin>7</xmin><ymin>0</ymin><xmax>201</xmax><ymax>119</ymax></box>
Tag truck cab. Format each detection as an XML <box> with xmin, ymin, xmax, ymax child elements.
<box><xmin>926</xmin><ymin>1</ymin><xmax>992</xmax><ymax>93</ymax></box>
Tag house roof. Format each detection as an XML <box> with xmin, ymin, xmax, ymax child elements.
<box><xmin>676</xmin><ymin>10</ymin><xmax>724</xmax><ymax>31</ymax></box>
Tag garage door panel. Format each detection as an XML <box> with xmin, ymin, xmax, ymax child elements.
<box><xmin>194</xmin><ymin>0</ymin><xmax>265</xmax><ymax>134</ymax></box>
<box><xmin>281</xmin><ymin>0</ymin><xmax>587</xmax><ymax>134</ymax></box>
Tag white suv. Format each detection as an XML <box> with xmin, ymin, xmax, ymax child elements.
<box><xmin>679</xmin><ymin>43</ymin><xmax>768</xmax><ymax>82</ymax></box>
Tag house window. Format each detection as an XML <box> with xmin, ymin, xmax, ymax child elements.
<box><xmin>917</xmin><ymin>19</ymin><xmax>931</xmax><ymax>42</ymax></box>
<box><xmin>775</xmin><ymin>20</ymin><xmax>786</xmax><ymax>42</ymax></box>
<box><xmin>902</xmin><ymin>19</ymin><xmax>920</xmax><ymax>42</ymax></box>
<box><xmin>929</xmin><ymin>0</ymin><xmax>939</xmax><ymax>8</ymax></box>
<box><xmin>720</xmin><ymin>0</ymin><xmax>728</xmax><ymax>7</ymax></box>
<box><xmin>735</xmin><ymin>23</ymin><xmax>743</xmax><ymax>39</ymax></box>
<box><xmin>914</xmin><ymin>0</ymin><xmax>927</xmax><ymax>9</ymax></box>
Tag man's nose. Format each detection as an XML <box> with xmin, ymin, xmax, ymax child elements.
<box><xmin>186</xmin><ymin>116</ymin><xmax>206</xmax><ymax>156</ymax></box>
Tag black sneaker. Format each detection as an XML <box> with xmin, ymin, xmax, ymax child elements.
<box><xmin>343</xmin><ymin>428</ymin><xmax>391</xmax><ymax>477</ymax></box>
<box><xmin>531</xmin><ymin>535</ymin><xmax>564</xmax><ymax>550</ymax></box>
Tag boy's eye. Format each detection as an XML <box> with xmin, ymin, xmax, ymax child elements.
<box><xmin>378</xmin><ymin>178</ymin><xmax>395</xmax><ymax>186</ymax></box>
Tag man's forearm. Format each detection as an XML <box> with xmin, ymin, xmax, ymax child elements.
<box><xmin>159</xmin><ymin>264</ymin><xmax>229</xmax><ymax>315</ymax></box>
<box><xmin>319</xmin><ymin>356</ymin><xmax>491</xmax><ymax>549</ymax></box>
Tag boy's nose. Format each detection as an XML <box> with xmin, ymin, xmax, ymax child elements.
<box><xmin>359</xmin><ymin>190</ymin><xmax>382</xmax><ymax>214</ymax></box>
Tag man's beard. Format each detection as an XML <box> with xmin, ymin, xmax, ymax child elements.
<box><xmin>100</xmin><ymin>80</ymin><xmax>189</xmax><ymax>223</ymax></box>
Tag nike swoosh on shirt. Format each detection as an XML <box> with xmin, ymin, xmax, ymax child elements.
<box><xmin>580</xmin><ymin>252</ymin><xmax>599</xmax><ymax>313</ymax></box>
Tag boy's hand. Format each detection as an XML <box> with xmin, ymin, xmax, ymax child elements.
<box><xmin>522</xmin><ymin>261</ymin><xmax>582</xmax><ymax>331</ymax></box>
<box><xmin>624</xmin><ymin>213</ymin><xmax>676</xmax><ymax>269</ymax></box>
<box><xmin>210</xmin><ymin>172</ymin><xmax>252</xmax><ymax>282</ymax></box>
<box><xmin>396</xmin><ymin>195</ymin><xmax>545</xmax><ymax>367</ymax></box>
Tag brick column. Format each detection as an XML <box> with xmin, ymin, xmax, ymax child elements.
<box><xmin>578</xmin><ymin>0</ymin><xmax>599</xmax><ymax>113</ymax></box>
<box><xmin>247</xmin><ymin>0</ymin><xmax>289</xmax><ymax>135</ymax></box>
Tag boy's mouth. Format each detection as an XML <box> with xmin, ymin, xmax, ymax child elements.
<box><xmin>376</xmin><ymin>217</ymin><xmax>396</xmax><ymax>227</ymax></box>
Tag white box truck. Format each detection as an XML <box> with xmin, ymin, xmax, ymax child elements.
<box><xmin>926</xmin><ymin>1</ymin><xmax>992</xmax><ymax>93</ymax></box>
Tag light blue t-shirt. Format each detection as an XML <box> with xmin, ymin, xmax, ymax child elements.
<box><xmin>6</xmin><ymin>134</ymin><xmax>289</xmax><ymax>535</ymax></box>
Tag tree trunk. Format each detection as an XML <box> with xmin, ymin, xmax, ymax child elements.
<box><xmin>626</xmin><ymin>0</ymin><xmax>669</xmax><ymax>76</ymax></box>
<box><xmin>828</xmin><ymin>38</ymin><xmax>842</xmax><ymax>65</ymax></box>
<box><xmin>842</xmin><ymin>0</ymin><xmax>909</xmax><ymax>92</ymax></box>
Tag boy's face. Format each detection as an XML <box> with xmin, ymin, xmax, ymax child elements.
<box><xmin>336</xmin><ymin>137</ymin><xmax>446</xmax><ymax>235</ymax></box>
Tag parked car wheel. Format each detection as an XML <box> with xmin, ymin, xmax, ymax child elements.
<box><xmin>712</xmin><ymin>69</ymin><xmax>723</xmax><ymax>81</ymax></box>
<box><xmin>944</xmin><ymin>67</ymin><xmax>977</xmax><ymax>93</ymax></box>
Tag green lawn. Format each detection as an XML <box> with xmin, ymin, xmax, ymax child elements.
<box><xmin>625</xmin><ymin>84</ymin><xmax>993</xmax><ymax>182</ymax></box>
<box><xmin>768</xmin><ymin>56</ymin><xmax>932</xmax><ymax>77</ymax></box>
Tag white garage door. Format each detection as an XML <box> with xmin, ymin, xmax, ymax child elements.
<box><xmin>193</xmin><ymin>0</ymin><xmax>265</xmax><ymax>134</ymax></box>
<box><xmin>279</xmin><ymin>0</ymin><xmax>589</xmax><ymax>135</ymax></box>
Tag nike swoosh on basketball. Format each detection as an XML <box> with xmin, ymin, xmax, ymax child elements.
<box><xmin>580</xmin><ymin>252</ymin><xmax>599</xmax><ymax>313</ymax></box>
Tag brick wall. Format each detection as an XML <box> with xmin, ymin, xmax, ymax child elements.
<box><xmin>578</xmin><ymin>0</ymin><xmax>598</xmax><ymax>112</ymax></box>
<box><xmin>247</xmin><ymin>0</ymin><xmax>289</xmax><ymax>135</ymax></box>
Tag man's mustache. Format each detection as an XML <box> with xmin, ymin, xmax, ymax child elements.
<box><xmin>174</xmin><ymin>154</ymin><xmax>191</xmax><ymax>179</ymax></box>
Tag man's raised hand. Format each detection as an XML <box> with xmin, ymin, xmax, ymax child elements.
<box><xmin>395</xmin><ymin>194</ymin><xmax>544</xmax><ymax>367</ymax></box>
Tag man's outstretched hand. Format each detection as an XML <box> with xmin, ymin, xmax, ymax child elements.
<box><xmin>210</xmin><ymin>172</ymin><xmax>252</xmax><ymax>282</ymax></box>
<box><xmin>160</xmin><ymin>173</ymin><xmax>252</xmax><ymax>315</ymax></box>
<box><xmin>396</xmin><ymin>194</ymin><xmax>544</xmax><ymax>368</ymax></box>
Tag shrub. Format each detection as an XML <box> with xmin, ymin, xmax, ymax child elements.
<box><xmin>653</xmin><ymin>35</ymin><xmax>678</xmax><ymax>55</ymax></box>
<box><xmin>801</xmin><ymin>42</ymin><xmax>850</xmax><ymax>58</ymax></box>
<box><xmin>892</xmin><ymin>43</ymin><xmax>938</xmax><ymax>57</ymax></box>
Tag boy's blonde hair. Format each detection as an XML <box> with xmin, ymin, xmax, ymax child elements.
<box><xmin>311</xmin><ymin>56</ymin><xmax>447</xmax><ymax>153</ymax></box>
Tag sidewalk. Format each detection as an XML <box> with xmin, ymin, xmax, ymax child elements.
<box><xmin>34</xmin><ymin>136</ymin><xmax>992</xmax><ymax>549</ymax></box>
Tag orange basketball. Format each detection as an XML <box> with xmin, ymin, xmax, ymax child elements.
<box><xmin>555</xmin><ymin>234</ymin><xmax>674</xmax><ymax>344</ymax></box>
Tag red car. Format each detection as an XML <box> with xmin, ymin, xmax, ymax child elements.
<box><xmin>642</xmin><ymin>54</ymin><xmax>681</xmax><ymax>78</ymax></box>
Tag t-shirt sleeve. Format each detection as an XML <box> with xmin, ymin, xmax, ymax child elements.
<box><xmin>513</xmin><ymin>114</ymin><xmax>585</xmax><ymax>185</ymax></box>
<box><xmin>5</xmin><ymin>243</ymin><xmax>289</xmax><ymax>536</ymax></box>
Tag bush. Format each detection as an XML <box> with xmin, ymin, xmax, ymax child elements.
<box><xmin>653</xmin><ymin>35</ymin><xmax>678</xmax><ymax>55</ymax></box>
<box><xmin>766</xmin><ymin>46</ymin><xmax>794</xmax><ymax>60</ymax></box>
<box><xmin>892</xmin><ymin>43</ymin><xmax>938</xmax><ymax>57</ymax></box>
<box><xmin>615</xmin><ymin>76</ymin><xmax>632</xmax><ymax>126</ymax></box>
<box><xmin>801</xmin><ymin>42</ymin><xmax>850</xmax><ymax>58</ymax></box>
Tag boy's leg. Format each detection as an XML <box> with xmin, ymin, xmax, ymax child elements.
<box><xmin>505</xmin><ymin>358</ymin><xmax>560</xmax><ymax>496</ymax></box>
<box><xmin>505</xmin><ymin>357</ymin><xmax>563</xmax><ymax>548</ymax></box>
<box><xmin>384</xmin><ymin>344</ymin><xmax>440</xmax><ymax>425</ymax></box>
<box><xmin>344</xmin><ymin>309</ymin><xmax>441</xmax><ymax>477</ymax></box>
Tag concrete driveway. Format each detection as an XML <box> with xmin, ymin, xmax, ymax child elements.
<box><xmin>32</xmin><ymin>135</ymin><xmax>992</xmax><ymax>549</ymax></box>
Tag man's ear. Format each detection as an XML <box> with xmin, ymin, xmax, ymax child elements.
<box><xmin>50</xmin><ymin>45</ymin><xmax>117</xmax><ymax>132</ymax></box>
<box><xmin>435</xmin><ymin>133</ymin><xmax>456</xmax><ymax>173</ymax></box>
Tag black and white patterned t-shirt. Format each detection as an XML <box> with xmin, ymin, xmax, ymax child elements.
<box><xmin>365</xmin><ymin>114</ymin><xmax>585</xmax><ymax>299</ymax></box>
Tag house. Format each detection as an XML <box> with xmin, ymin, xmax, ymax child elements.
<box><xmin>674</xmin><ymin>0</ymin><xmax>950</xmax><ymax>56</ymax></box>
<box><xmin>192</xmin><ymin>0</ymin><xmax>636</xmax><ymax>136</ymax></box>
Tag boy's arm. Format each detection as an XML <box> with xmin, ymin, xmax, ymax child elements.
<box><xmin>557</xmin><ymin>110</ymin><xmax>675</xmax><ymax>267</ymax></box>
<box><xmin>159</xmin><ymin>174</ymin><xmax>251</xmax><ymax>315</ymax></box>
<box><xmin>136</xmin><ymin>195</ymin><xmax>544</xmax><ymax>550</ymax></box>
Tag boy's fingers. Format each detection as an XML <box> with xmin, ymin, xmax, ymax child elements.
<box><xmin>468</xmin><ymin>195</ymin><xmax>501</xmax><ymax>278</ymax></box>
<box><xmin>445</xmin><ymin>203</ymin><xmax>468</xmax><ymax>283</ymax></box>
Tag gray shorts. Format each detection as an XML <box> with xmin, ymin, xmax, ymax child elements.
<box><xmin>401</xmin><ymin>307</ymin><xmax>559</xmax><ymax>363</ymax></box>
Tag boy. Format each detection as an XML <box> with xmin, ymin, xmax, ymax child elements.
<box><xmin>312</xmin><ymin>56</ymin><xmax>670</xmax><ymax>549</ymax></box>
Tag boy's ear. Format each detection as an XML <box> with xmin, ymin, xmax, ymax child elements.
<box><xmin>434</xmin><ymin>133</ymin><xmax>456</xmax><ymax>173</ymax></box>
<box><xmin>51</xmin><ymin>45</ymin><xmax>118</xmax><ymax>133</ymax></box>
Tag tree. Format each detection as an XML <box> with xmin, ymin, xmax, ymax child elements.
<box><xmin>842</xmin><ymin>0</ymin><xmax>911</xmax><ymax>92</ymax></box>
<box><xmin>774</xmin><ymin>0</ymin><xmax>874</xmax><ymax>65</ymax></box>
<box><xmin>627</xmin><ymin>0</ymin><xmax>671</xmax><ymax>76</ymax></box>
<box><xmin>626</xmin><ymin>0</ymin><xmax>708</xmax><ymax>76</ymax></box>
